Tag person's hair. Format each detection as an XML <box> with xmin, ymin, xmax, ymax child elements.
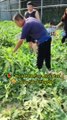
<box><xmin>50</xmin><ymin>19</ymin><xmax>56</xmax><ymax>25</ymax></box>
<box><xmin>62</xmin><ymin>8</ymin><xmax>67</xmax><ymax>21</ymax></box>
<box><xmin>27</xmin><ymin>1</ymin><xmax>33</xmax><ymax>6</ymax></box>
<box><xmin>13</xmin><ymin>13</ymin><xmax>24</xmax><ymax>21</ymax></box>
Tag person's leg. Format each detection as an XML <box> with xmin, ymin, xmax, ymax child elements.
<box><xmin>37</xmin><ymin>38</ymin><xmax>51</xmax><ymax>70</ymax></box>
<box><xmin>32</xmin><ymin>43</ymin><xmax>38</xmax><ymax>53</ymax></box>
<box><xmin>29</xmin><ymin>42</ymin><xmax>33</xmax><ymax>48</ymax></box>
<box><xmin>62</xmin><ymin>36</ymin><xmax>66</xmax><ymax>43</ymax></box>
<box><xmin>26</xmin><ymin>35</ymin><xmax>37</xmax><ymax>52</ymax></box>
<box><xmin>44</xmin><ymin>38</ymin><xmax>51</xmax><ymax>71</ymax></box>
<box><xmin>26</xmin><ymin>36</ymin><xmax>33</xmax><ymax>49</ymax></box>
<box><xmin>62</xmin><ymin>32</ymin><xmax>67</xmax><ymax>43</ymax></box>
<box><xmin>37</xmin><ymin>43</ymin><xmax>45</xmax><ymax>69</ymax></box>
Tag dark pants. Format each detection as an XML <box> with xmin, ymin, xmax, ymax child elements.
<box><xmin>37</xmin><ymin>38</ymin><xmax>51</xmax><ymax>70</ymax></box>
<box><xmin>62</xmin><ymin>31</ymin><xmax>67</xmax><ymax>43</ymax></box>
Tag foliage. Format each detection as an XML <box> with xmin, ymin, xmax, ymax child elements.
<box><xmin>0</xmin><ymin>21</ymin><xmax>67</xmax><ymax>120</ymax></box>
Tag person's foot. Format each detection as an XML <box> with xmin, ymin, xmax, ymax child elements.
<box><xmin>48</xmin><ymin>70</ymin><xmax>53</xmax><ymax>74</ymax></box>
<box><xmin>45</xmin><ymin>68</ymin><xmax>52</xmax><ymax>74</ymax></box>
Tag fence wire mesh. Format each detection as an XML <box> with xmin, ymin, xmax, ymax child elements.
<box><xmin>0</xmin><ymin>0</ymin><xmax>67</xmax><ymax>23</ymax></box>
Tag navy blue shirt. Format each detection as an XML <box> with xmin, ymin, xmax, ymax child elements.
<box><xmin>21</xmin><ymin>17</ymin><xmax>51</xmax><ymax>44</ymax></box>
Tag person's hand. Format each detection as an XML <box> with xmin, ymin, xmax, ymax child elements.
<box><xmin>11</xmin><ymin>49</ymin><xmax>17</xmax><ymax>57</ymax></box>
<box><xmin>13</xmin><ymin>51</ymin><xmax>17</xmax><ymax>55</ymax></box>
<box><xmin>11</xmin><ymin>52</ymin><xmax>14</xmax><ymax>57</ymax></box>
<box><xmin>13</xmin><ymin>48</ymin><xmax>16</xmax><ymax>53</ymax></box>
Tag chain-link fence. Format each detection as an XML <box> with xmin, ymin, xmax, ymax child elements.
<box><xmin>0</xmin><ymin>0</ymin><xmax>67</xmax><ymax>23</ymax></box>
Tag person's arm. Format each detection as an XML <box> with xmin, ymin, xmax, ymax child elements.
<box><xmin>13</xmin><ymin>39</ymin><xmax>24</xmax><ymax>53</ymax></box>
<box><xmin>13</xmin><ymin>22</ymin><xmax>31</xmax><ymax>53</ymax></box>
<box><xmin>56</xmin><ymin>21</ymin><xmax>63</xmax><ymax>29</ymax></box>
<box><xmin>35</xmin><ymin>11</ymin><xmax>40</xmax><ymax>21</ymax></box>
<box><xmin>24</xmin><ymin>11</ymin><xmax>27</xmax><ymax>19</ymax></box>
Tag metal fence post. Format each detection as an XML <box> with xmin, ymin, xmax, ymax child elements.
<box><xmin>9</xmin><ymin>0</ymin><xmax>12</xmax><ymax>20</ymax></box>
<box><xmin>0</xmin><ymin>9</ymin><xmax>1</xmax><ymax>20</ymax></box>
<box><xmin>19</xmin><ymin>0</ymin><xmax>21</xmax><ymax>13</ymax></box>
<box><xmin>41</xmin><ymin>0</ymin><xmax>43</xmax><ymax>21</ymax></box>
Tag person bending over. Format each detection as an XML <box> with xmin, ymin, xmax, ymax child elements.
<box><xmin>13</xmin><ymin>13</ymin><xmax>52</xmax><ymax>72</ymax></box>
